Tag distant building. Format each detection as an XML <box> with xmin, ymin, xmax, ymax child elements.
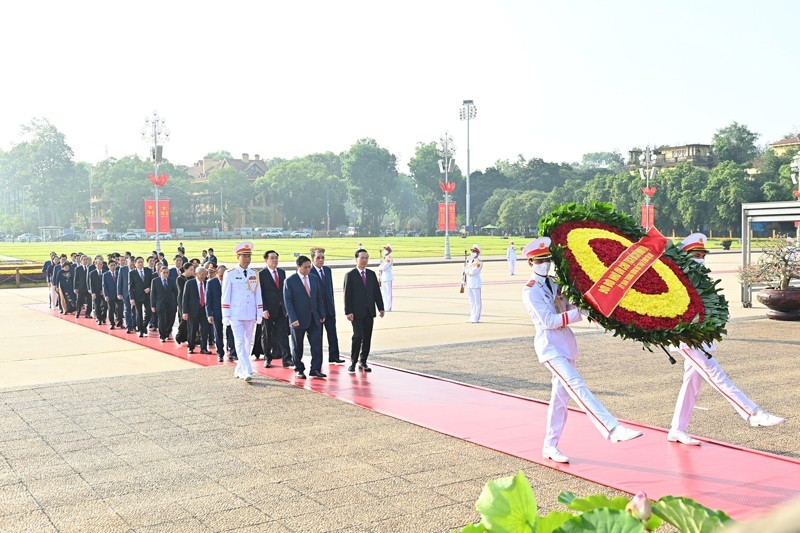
<box><xmin>628</xmin><ymin>144</ymin><xmax>717</xmax><ymax>171</ymax></box>
<box><xmin>187</xmin><ymin>153</ymin><xmax>282</xmax><ymax>229</ymax></box>
<box><xmin>769</xmin><ymin>136</ymin><xmax>800</xmax><ymax>157</ymax></box>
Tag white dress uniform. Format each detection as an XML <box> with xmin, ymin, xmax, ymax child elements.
<box><xmin>222</xmin><ymin>245</ymin><xmax>263</xmax><ymax>381</ymax></box>
<box><xmin>523</xmin><ymin>274</ymin><xmax>621</xmax><ymax>447</ymax></box>
<box><xmin>668</xmin><ymin>233</ymin><xmax>783</xmax><ymax>443</ymax></box>
<box><xmin>378</xmin><ymin>249</ymin><xmax>394</xmax><ymax>312</ymax></box>
<box><xmin>506</xmin><ymin>243</ymin><xmax>517</xmax><ymax>275</ymax></box>
<box><xmin>465</xmin><ymin>245</ymin><xmax>483</xmax><ymax>322</ymax></box>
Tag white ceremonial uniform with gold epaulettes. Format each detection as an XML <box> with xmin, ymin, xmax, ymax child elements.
<box><xmin>222</xmin><ymin>265</ymin><xmax>263</xmax><ymax>380</ymax></box>
<box><xmin>523</xmin><ymin>274</ymin><xmax>620</xmax><ymax>447</ymax></box>
<box><xmin>465</xmin><ymin>256</ymin><xmax>482</xmax><ymax>322</ymax></box>
<box><xmin>378</xmin><ymin>255</ymin><xmax>393</xmax><ymax>311</ymax></box>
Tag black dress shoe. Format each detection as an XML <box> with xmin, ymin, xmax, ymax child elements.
<box><xmin>230</xmin><ymin>354</ymin><xmax>238</xmax><ymax>361</ymax></box>
<box><xmin>282</xmin><ymin>361</ymin><xmax>292</xmax><ymax>368</ymax></box>
<box><xmin>126</xmin><ymin>329</ymin><xmax>134</xmax><ymax>334</ymax></box>
<box><xmin>138</xmin><ymin>333</ymin><xmax>145</xmax><ymax>338</ymax></box>
<box><xmin>309</xmin><ymin>370</ymin><xmax>327</xmax><ymax>378</ymax></box>
<box><xmin>188</xmin><ymin>348</ymin><xmax>194</xmax><ymax>354</ymax></box>
<box><xmin>200</xmin><ymin>349</ymin><xmax>211</xmax><ymax>355</ymax></box>
<box><xmin>329</xmin><ymin>358</ymin><xmax>346</xmax><ymax>364</ymax></box>
<box><xmin>218</xmin><ymin>355</ymin><xmax>224</xmax><ymax>362</ymax></box>
<box><xmin>348</xmin><ymin>364</ymin><xmax>356</xmax><ymax>373</ymax></box>
<box><xmin>160</xmin><ymin>338</ymin><xmax>167</xmax><ymax>343</ymax></box>
<box><xmin>264</xmin><ymin>360</ymin><xmax>272</xmax><ymax>368</ymax></box>
<box><xmin>254</xmin><ymin>354</ymin><xmax>260</xmax><ymax>360</ymax></box>
<box><xmin>109</xmin><ymin>325</ymin><xmax>115</xmax><ymax>330</ymax></box>
<box><xmin>359</xmin><ymin>363</ymin><xmax>372</xmax><ymax>372</ymax></box>
<box><xmin>295</xmin><ymin>371</ymin><xmax>307</xmax><ymax>379</ymax></box>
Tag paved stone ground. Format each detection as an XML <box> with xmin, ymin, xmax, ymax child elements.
<box><xmin>1</xmin><ymin>315</ymin><xmax>797</xmax><ymax>531</ymax></box>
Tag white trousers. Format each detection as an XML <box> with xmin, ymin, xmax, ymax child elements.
<box><xmin>49</xmin><ymin>284</ymin><xmax>58</xmax><ymax>309</ymax></box>
<box><xmin>670</xmin><ymin>348</ymin><xmax>757</xmax><ymax>431</ymax></box>
<box><xmin>381</xmin><ymin>281</ymin><xmax>393</xmax><ymax>311</ymax></box>
<box><xmin>231</xmin><ymin>319</ymin><xmax>255</xmax><ymax>379</ymax></box>
<box><xmin>468</xmin><ymin>288</ymin><xmax>482</xmax><ymax>322</ymax></box>
<box><xmin>508</xmin><ymin>258</ymin><xmax>516</xmax><ymax>275</ymax></box>
<box><xmin>543</xmin><ymin>356</ymin><xmax>618</xmax><ymax>447</ymax></box>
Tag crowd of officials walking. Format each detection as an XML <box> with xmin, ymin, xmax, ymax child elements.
<box><xmin>42</xmin><ymin>243</ymin><xmax>387</xmax><ymax>381</ymax></box>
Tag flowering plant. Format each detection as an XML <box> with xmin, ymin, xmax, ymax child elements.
<box><xmin>737</xmin><ymin>238</ymin><xmax>800</xmax><ymax>290</ymax></box>
<box><xmin>538</xmin><ymin>202</ymin><xmax>729</xmax><ymax>352</ymax></box>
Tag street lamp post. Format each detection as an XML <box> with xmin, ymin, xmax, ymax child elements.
<box><xmin>459</xmin><ymin>100</ymin><xmax>477</xmax><ymax>235</ymax></box>
<box><xmin>638</xmin><ymin>146</ymin><xmax>658</xmax><ymax>230</ymax></box>
<box><xmin>791</xmin><ymin>153</ymin><xmax>800</xmax><ymax>243</ymax></box>
<box><xmin>437</xmin><ymin>132</ymin><xmax>456</xmax><ymax>259</ymax></box>
<box><xmin>88</xmin><ymin>166</ymin><xmax>94</xmax><ymax>241</ymax></box>
<box><xmin>141</xmin><ymin>110</ymin><xmax>170</xmax><ymax>253</ymax></box>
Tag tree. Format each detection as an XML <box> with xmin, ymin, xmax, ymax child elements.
<box><xmin>578</xmin><ymin>151</ymin><xmax>626</xmax><ymax>173</ymax></box>
<box><xmin>204</xmin><ymin>150</ymin><xmax>233</xmax><ymax>160</ymax></box>
<box><xmin>712</xmin><ymin>122</ymin><xmax>760</xmax><ymax>165</ymax></box>
<box><xmin>701</xmin><ymin>161</ymin><xmax>757</xmax><ymax>233</ymax></box>
<box><xmin>341</xmin><ymin>138</ymin><xmax>398</xmax><ymax>234</ymax></box>
<box><xmin>207</xmin><ymin>166</ymin><xmax>253</xmax><ymax>230</ymax></box>
<box><xmin>477</xmin><ymin>188</ymin><xmax>516</xmax><ymax>228</ymax></box>
<box><xmin>92</xmin><ymin>156</ymin><xmax>153</xmax><ymax>231</ymax></box>
<box><xmin>497</xmin><ymin>190</ymin><xmax>547</xmax><ymax>234</ymax></box>
<box><xmin>754</xmin><ymin>148</ymin><xmax>797</xmax><ymax>202</ymax></box>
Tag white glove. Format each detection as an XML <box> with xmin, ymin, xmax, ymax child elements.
<box><xmin>580</xmin><ymin>308</ymin><xmax>591</xmax><ymax>317</ymax></box>
<box><xmin>256</xmin><ymin>316</ymin><xmax>263</xmax><ymax>325</ymax></box>
<box><xmin>222</xmin><ymin>317</ymin><xmax>231</xmax><ymax>327</ymax></box>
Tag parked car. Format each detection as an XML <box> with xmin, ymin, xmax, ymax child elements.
<box><xmin>54</xmin><ymin>233</ymin><xmax>80</xmax><ymax>242</ymax></box>
<box><xmin>16</xmin><ymin>233</ymin><xmax>42</xmax><ymax>242</ymax></box>
<box><xmin>261</xmin><ymin>230</ymin><xmax>283</xmax><ymax>238</ymax></box>
<box><xmin>97</xmin><ymin>233</ymin><xmax>112</xmax><ymax>241</ymax></box>
<box><xmin>290</xmin><ymin>230</ymin><xmax>312</xmax><ymax>238</ymax></box>
<box><xmin>119</xmin><ymin>232</ymin><xmax>141</xmax><ymax>241</ymax></box>
<box><xmin>149</xmin><ymin>233</ymin><xmax>173</xmax><ymax>240</ymax></box>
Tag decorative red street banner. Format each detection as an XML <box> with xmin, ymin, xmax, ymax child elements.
<box><xmin>437</xmin><ymin>203</ymin><xmax>456</xmax><ymax>231</ymax></box>
<box><xmin>439</xmin><ymin>181</ymin><xmax>456</xmax><ymax>194</ymax></box>
<box><xmin>144</xmin><ymin>199</ymin><xmax>171</xmax><ymax>233</ymax></box>
<box><xmin>641</xmin><ymin>186</ymin><xmax>657</xmax><ymax>197</ymax></box>
<box><xmin>583</xmin><ymin>226</ymin><xmax>668</xmax><ymax>317</ymax></box>
<box><xmin>641</xmin><ymin>204</ymin><xmax>655</xmax><ymax>229</ymax></box>
<box><xmin>148</xmin><ymin>174</ymin><xmax>170</xmax><ymax>187</ymax></box>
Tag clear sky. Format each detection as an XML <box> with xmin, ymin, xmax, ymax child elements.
<box><xmin>1</xmin><ymin>0</ymin><xmax>798</xmax><ymax>172</ymax></box>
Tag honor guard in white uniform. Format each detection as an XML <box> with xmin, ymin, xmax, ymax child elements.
<box><xmin>668</xmin><ymin>233</ymin><xmax>784</xmax><ymax>445</ymax></box>
<box><xmin>378</xmin><ymin>244</ymin><xmax>394</xmax><ymax>312</ymax></box>
<box><xmin>522</xmin><ymin>237</ymin><xmax>642</xmax><ymax>463</ymax></box>
<box><xmin>222</xmin><ymin>242</ymin><xmax>263</xmax><ymax>382</ymax></box>
<box><xmin>507</xmin><ymin>241</ymin><xmax>517</xmax><ymax>275</ymax></box>
<box><xmin>465</xmin><ymin>244</ymin><xmax>483</xmax><ymax>323</ymax></box>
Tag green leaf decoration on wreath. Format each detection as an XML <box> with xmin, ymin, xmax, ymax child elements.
<box><xmin>538</xmin><ymin>202</ymin><xmax>729</xmax><ymax>354</ymax></box>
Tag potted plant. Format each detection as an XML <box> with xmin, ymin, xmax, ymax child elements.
<box><xmin>719</xmin><ymin>238</ymin><xmax>734</xmax><ymax>250</ymax></box>
<box><xmin>738</xmin><ymin>238</ymin><xmax>800</xmax><ymax>320</ymax></box>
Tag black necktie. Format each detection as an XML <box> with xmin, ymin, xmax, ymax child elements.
<box><xmin>545</xmin><ymin>277</ymin><xmax>553</xmax><ymax>295</ymax></box>
<box><xmin>162</xmin><ymin>279</ymin><xmax>167</xmax><ymax>288</ymax></box>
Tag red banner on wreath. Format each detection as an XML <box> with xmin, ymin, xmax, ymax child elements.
<box><xmin>583</xmin><ymin>226</ymin><xmax>668</xmax><ymax>317</ymax></box>
<box><xmin>144</xmin><ymin>199</ymin><xmax>171</xmax><ymax>233</ymax></box>
<box><xmin>437</xmin><ymin>203</ymin><xmax>456</xmax><ymax>231</ymax></box>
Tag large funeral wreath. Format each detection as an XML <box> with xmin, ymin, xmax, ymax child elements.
<box><xmin>538</xmin><ymin>202</ymin><xmax>729</xmax><ymax>354</ymax></box>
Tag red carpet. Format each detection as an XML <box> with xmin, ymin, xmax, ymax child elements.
<box><xmin>36</xmin><ymin>304</ymin><xmax>800</xmax><ymax>520</ymax></box>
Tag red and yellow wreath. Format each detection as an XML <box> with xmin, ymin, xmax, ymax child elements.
<box><xmin>538</xmin><ymin>202</ymin><xmax>729</xmax><ymax>352</ymax></box>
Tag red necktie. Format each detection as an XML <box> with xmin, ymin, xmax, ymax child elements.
<box><xmin>303</xmin><ymin>276</ymin><xmax>311</xmax><ymax>297</ymax></box>
<box><xmin>199</xmin><ymin>281</ymin><xmax>205</xmax><ymax>306</ymax></box>
<box><xmin>361</xmin><ymin>270</ymin><xmax>366</xmax><ymax>286</ymax></box>
<box><xmin>273</xmin><ymin>270</ymin><xmax>280</xmax><ymax>289</ymax></box>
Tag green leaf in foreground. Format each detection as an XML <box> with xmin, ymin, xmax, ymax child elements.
<box><xmin>456</xmin><ymin>522</ymin><xmax>488</xmax><ymax>532</ymax></box>
<box><xmin>475</xmin><ymin>471</ymin><xmax>537</xmax><ymax>532</ymax></box>
<box><xmin>555</xmin><ymin>508</ymin><xmax>645</xmax><ymax>532</ymax></box>
<box><xmin>652</xmin><ymin>496</ymin><xmax>734</xmax><ymax>533</ymax></box>
<box><xmin>558</xmin><ymin>491</ymin><xmax>631</xmax><ymax>512</ymax></box>
<box><xmin>536</xmin><ymin>511</ymin><xmax>575</xmax><ymax>533</ymax></box>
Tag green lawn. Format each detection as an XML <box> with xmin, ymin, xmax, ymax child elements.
<box><xmin>1</xmin><ymin>236</ymin><xmax>519</xmax><ymax>264</ymax></box>
<box><xmin>0</xmin><ymin>236</ymin><xmax>750</xmax><ymax>265</ymax></box>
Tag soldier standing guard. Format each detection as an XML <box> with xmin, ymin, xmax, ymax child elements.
<box><xmin>222</xmin><ymin>242</ymin><xmax>263</xmax><ymax>383</ymax></box>
<box><xmin>464</xmin><ymin>244</ymin><xmax>483</xmax><ymax>323</ymax></box>
<box><xmin>378</xmin><ymin>244</ymin><xmax>394</xmax><ymax>312</ymax></box>
<box><xmin>522</xmin><ymin>237</ymin><xmax>642</xmax><ymax>464</ymax></box>
<box><xmin>507</xmin><ymin>240</ymin><xmax>517</xmax><ymax>275</ymax></box>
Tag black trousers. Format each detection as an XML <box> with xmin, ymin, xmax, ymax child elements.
<box><xmin>157</xmin><ymin>306</ymin><xmax>176</xmax><ymax>340</ymax></box>
<box><xmin>291</xmin><ymin>321</ymin><xmax>322</xmax><ymax>373</ymax></box>
<box><xmin>92</xmin><ymin>293</ymin><xmax>105</xmax><ymax>323</ymax></box>
<box><xmin>350</xmin><ymin>314</ymin><xmax>375</xmax><ymax>364</ymax></box>
<box><xmin>263</xmin><ymin>313</ymin><xmax>291</xmax><ymax>364</ymax></box>
<box><xmin>211</xmin><ymin>315</ymin><xmax>224</xmax><ymax>355</ymax></box>
<box><xmin>107</xmin><ymin>298</ymin><xmax>123</xmax><ymax>326</ymax></box>
<box><xmin>321</xmin><ymin>313</ymin><xmax>340</xmax><ymax>361</ymax></box>
<box><xmin>187</xmin><ymin>313</ymin><xmax>209</xmax><ymax>350</ymax></box>
<box><xmin>75</xmin><ymin>290</ymin><xmax>92</xmax><ymax>317</ymax></box>
<box><xmin>132</xmin><ymin>298</ymin><xmax>152</xmax><ymax>334</ymax></box>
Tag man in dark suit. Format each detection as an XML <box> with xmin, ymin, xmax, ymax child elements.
<box><xmin>258</xmin><ymin>250</ymin><xmax>292</xmax><ymax>368</ymax></box>
<box><xmin>183</xmin><ymin>266</ymin><xmax>211</xmax><ymax>354</ymax></box>
<box><xmin>168</xmin><ymin>255</ymin><xmax>183</xmax><ymax>282</ymax></box>
<box><xmin>205</xmin><ymin>265</ymin><xmax>226</xmax><ymax>362</ymax></box>
<box><xmin>89</xmin><ymin>257</ymin><xmax>106</xmax><ymax>325</ymax></box>
<box><xmin>103</xmin><ymin>260</ymin><xmax>123</xmax><ymax>329</ymax></box>
<box><xmin>309</xmin><ymin>247</ymin><xmax>345</xmax><ymax>364</ymax></box>
<box><xmin>343</xmin><ymin>248</ymin><xmax>385</xmax><ymax>373</ymax></box>
<box><xmin>283</xmin><ymin>255</ymin><xmax>326</xmax><ymax>379</ymax></box>
<box><xmin>73</xmin><ymin>255</ymin><xmax>92</xmax><ymax>318</ymax></box>
<box><xmin>206</xmin><ymin>247</ymin><xmax>218</xmax><ymax>267</ymax></box>
<box><xmin>175</xmin><ymin>263</ymin><xmax>195</xmax><ymax>345</ymax></box>
<box><xmin>117</xmin><ymin>256</ymin><xmax>134</xmax><ymax>332</ymax></box>
<box><xmin>128</xmin><ymin>256</ymin><xmax>153</xmax><ymax>337</ymax></box>
<box><xmin>150</xmin><ymin>265</ymin><xmax>179</xmax><ymax>342</ymax></box>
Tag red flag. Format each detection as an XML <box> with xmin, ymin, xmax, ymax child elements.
<box><xmin>158</xmin><ymin>199</ymin><xmax>170</xmax><ymax>232</ymax></box>
<box><xmin>144</xmin><ymin>200</ymin><xmax>157</xmax><ymax>233</ymax></box>
<box><xmin>437</xmin><ymin>203</ymin><xmax>456</xmax><ymax>231</ymax></box>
